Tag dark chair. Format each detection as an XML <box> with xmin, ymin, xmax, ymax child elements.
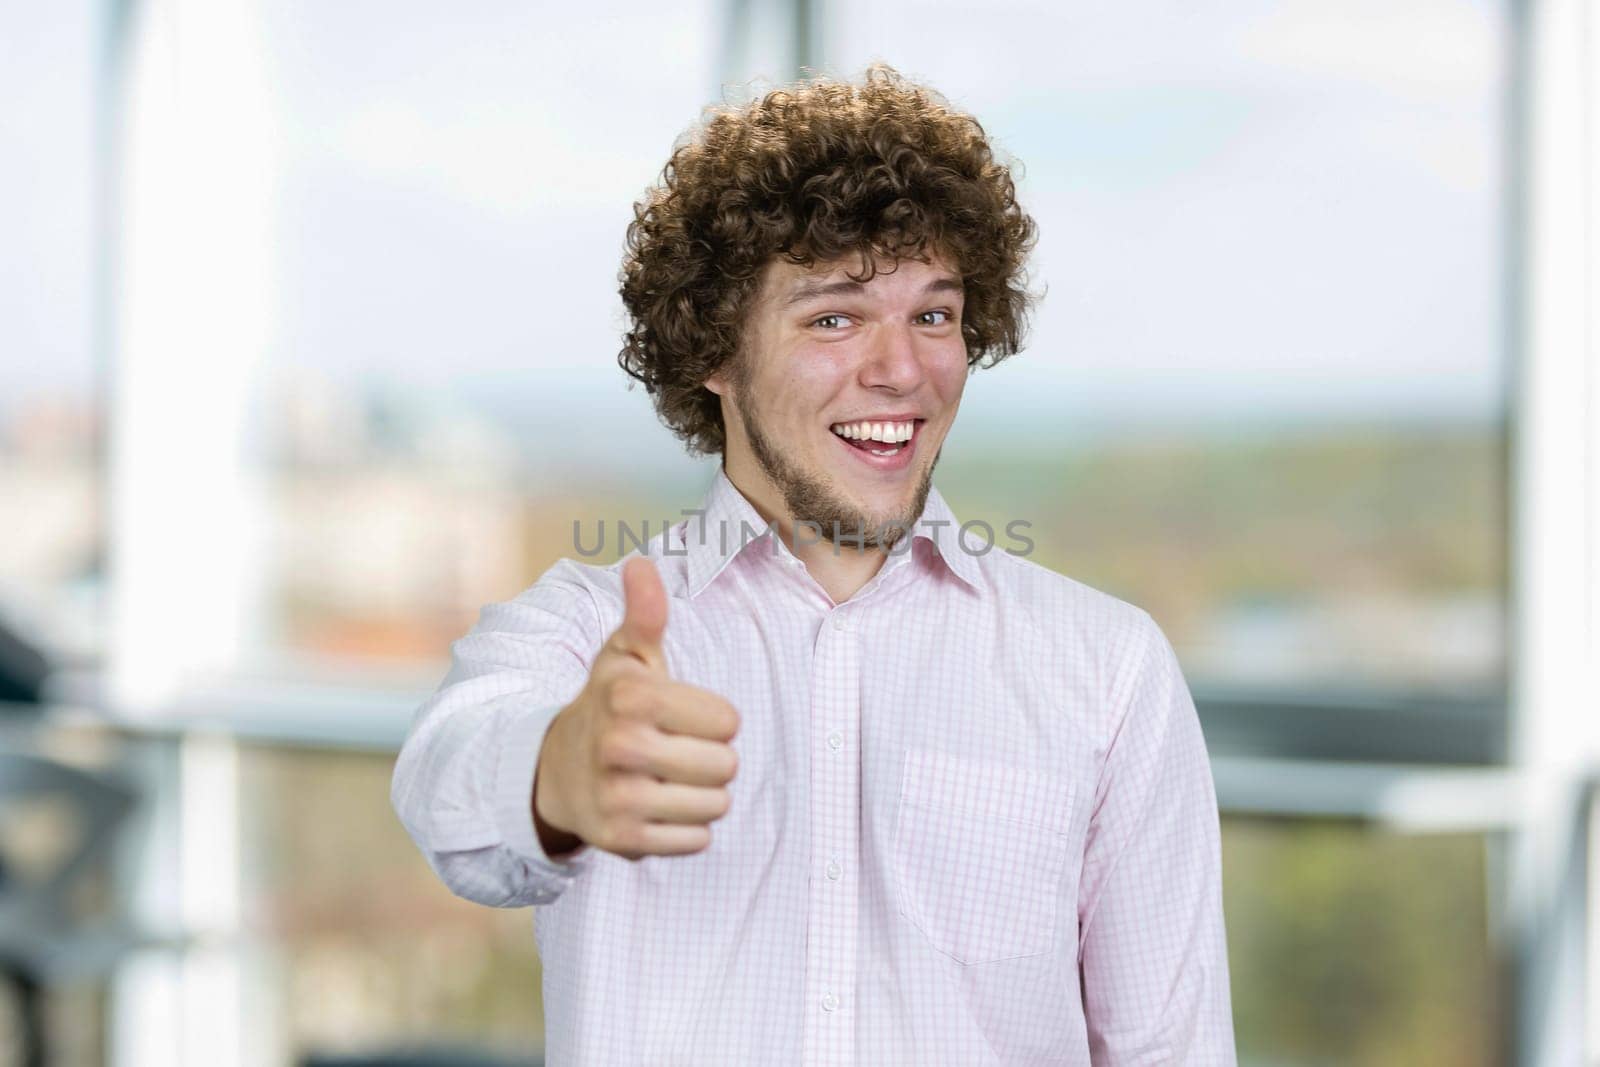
<box><xmin>0</xmin><ymin>614</ymin><xmax>47</xmax><ymax>708</ymax></box>
<box><xmin>0</xmin><ymin>613</ymin><xmax>148</xmax><ymax>1066</ymax></box>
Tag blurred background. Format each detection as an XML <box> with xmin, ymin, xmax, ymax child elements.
<box><xmin>0</xmin><ymin>0</ymin><xmax>1596</xmax><ymax>1064</ymax></box>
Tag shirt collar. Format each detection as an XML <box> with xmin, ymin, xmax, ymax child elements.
<box><xmin>681</xmin><ymin>466</ymin><xmax>983</xmax><ymax>599</ymax></box>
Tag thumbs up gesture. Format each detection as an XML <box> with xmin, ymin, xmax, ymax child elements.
<box><xmin>532</xmin><ymin>556</ymin><xmax>741</xmax><ymax>861</ymax></box>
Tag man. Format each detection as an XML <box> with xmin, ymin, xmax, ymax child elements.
<box><xmin>391</xmin><ymin>64</ymin><xmax>1237</xmax><ymax>1064</ymax></box>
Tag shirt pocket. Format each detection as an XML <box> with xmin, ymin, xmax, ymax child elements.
<box><xmin>891</xmin><ymin>746</ymin><xmax>1076</xmax><ymax>966</ymax></box>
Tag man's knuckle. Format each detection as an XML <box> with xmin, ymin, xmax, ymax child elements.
<box><xmin>596</xmin><ymin>729</ymin><xmax>634</xmax><ymax>770</ymax></box>
<box><xmin>608</xmin><ymin>676</ymin><xmax>646</xmax><ymax>716</ymax></box>
<box><xmin>596</xmin><ymin>819</ymin><xmax>636</xmax><ymax>854</ymax></box>
<box><xmin>617</xmin><ymin>824</ymin><xmax>654</xmax><ymax>856</ymax></box>
<box><xmin>596</xmin><ymin>777</ymin><xmax>638</xmax><ymax>816</ymax></box>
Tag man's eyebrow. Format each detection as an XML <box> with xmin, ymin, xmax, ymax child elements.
<box><xmin>781</xmin><ymin>275</ymin><xmax>964</xmax><ymax>307</ymax></box>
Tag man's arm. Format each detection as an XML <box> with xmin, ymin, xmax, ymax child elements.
<box><xmin>390</xmin><ymin>563</ymin><xmax>602</xmax><ymax>908</ymax></box>
<box><xmin>1078</xmin><ymin>612</ymin><xmax>1238</xmax><ymax>1064</ymax></box>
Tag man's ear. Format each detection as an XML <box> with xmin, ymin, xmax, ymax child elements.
<box><xmin>704</xmin><ymin>367</ymin><xmax>729</xmax><ymax>398</ymax></box>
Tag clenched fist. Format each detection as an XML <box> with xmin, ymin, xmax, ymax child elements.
<box><xmin>531</xmin><ymin>555</ymin><xmax>741</xmax><ymax>861</ymax></box>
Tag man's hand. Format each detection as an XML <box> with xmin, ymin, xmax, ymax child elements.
<box><xmin>532</xmin><ymin>555</ymin><xmax>740</xmax><ymax>861</ymax></box>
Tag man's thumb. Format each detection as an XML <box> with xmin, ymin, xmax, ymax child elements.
<box><xmin>612</xmin><ymin>555</ymin><xmax>668</xmax><ymax>669</ymax></box>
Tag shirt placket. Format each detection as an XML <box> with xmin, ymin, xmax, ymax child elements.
<box><xmin>802</xmin><ymin>598</ymin><xmax>863</xmax><ymax>1066</ymax></box>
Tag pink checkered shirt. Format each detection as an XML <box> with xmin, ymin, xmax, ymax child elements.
<box><xmin>392</xmin><ymin>467</ymin><xmax>1237</xmax><ymax>1065</ymax></box>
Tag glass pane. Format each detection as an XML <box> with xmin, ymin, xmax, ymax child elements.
<box><xmin>0</xmin><ymin>1</ymin><xmax>105</xmax><ymax>674</ymax></box>
<box><xmin>0</xmin><ymin>4</ymin><xmax>109</xmax><ymax>1048</ymax></box>
<box><xmin>253</xmin><ymin>1</ymin><xmax>721</xmax><ymax>679</ymax></box>
<box><xmin>0</xmin><ymin>719</ymin><xmax>128</xmax><ymax>1067</ymax></box>
<box><xmin>1223</xmin><ymin>814</ymin><xmax>1506</xmax><ymax>1064</ymax></box>
<box><xmin>239</xmin><ymin>743</ymin><xmax>544</xmax><ymax>1062</ymax></box>
<box><xmin>241</xmin><ymin>2</ymin><xmax>1507</xmax><ymax>717</ymax></box>
<box><xmin>821</xmin><ymin>0</ymin><xmax>1508</xmax><ymax>696</ymax></box>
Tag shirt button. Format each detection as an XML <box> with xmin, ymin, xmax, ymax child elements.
<box><xmin>831</xmin><ymin>615</ymin><xmax>849</xmax><ymax>631</ymax></box>
<box><xmin>826</xmin><ymin>730</ymin><xmax>843</xmax><ymax>751</ymax></box>
<box><xmin>821</xmin><ymin>991</ymin><xmax>840</xmax><ymax>1013</ymax></box>
<box><xmin>826</xmin><ymin>859</ymin><xmax>842</xmax><ymax>881</ymax></box>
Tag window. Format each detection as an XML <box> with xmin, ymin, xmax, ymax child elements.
<box><xmin>1222</xmin><ymin>815</ymin><xmax>1506</xmax><ymax>1062</ymax></box>
<box><xmin>253</xmin><ymin>1</ymin><xmax>722</xmax><ymax>680</ymax></box>
<box><xmin>826</xmin><ymin>0</ymin><xmax>1509</xmax><ymax>706</ymax></box>
<box><xmin>0</xmin><ymin>0</ymin><xmax>105</xmax><ymax>674</ymax></box>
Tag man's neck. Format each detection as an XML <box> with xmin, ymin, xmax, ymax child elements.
<box><xmin>722</xmin><ymin>460</ymin><xmax>889</xmax><ymax>605</ymax></box>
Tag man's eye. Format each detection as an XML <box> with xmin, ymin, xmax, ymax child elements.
<box><xmin>917</xmin><ymin>309</ymin><xmax>953</xmax><ymax>326</ymax></box>
<box><xmin>812</xmin><ymin>314</ymin><xmax>850</xmax><ymax>330</ymax></box>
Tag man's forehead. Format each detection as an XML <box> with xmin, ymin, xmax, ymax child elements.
<box><xmin>763</xmin><ymin>250</ymin><xmax>960</xmax><ymax>296</ymax></box>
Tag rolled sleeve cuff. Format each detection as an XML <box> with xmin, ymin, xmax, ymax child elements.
<box><xmin>491</xmin><ymin>701</ymin><xmax>594</xmax><ymax>878</ymax></box>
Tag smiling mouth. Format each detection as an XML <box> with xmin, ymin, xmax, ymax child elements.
<box><xmin>826</xmin><ymin>418</ymin><xmax>925</xmax><ymax>473</ymax></box>
<box><xmin>828</xmin><ymin>418</ymin><xmax>923</xmax><ymax>455</ymax></box>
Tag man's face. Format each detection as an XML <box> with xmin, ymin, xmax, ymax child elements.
<box><xmin>706</xmin><ymin>251</ymin><xmax>969</xmax><ymax>549</ymax></box>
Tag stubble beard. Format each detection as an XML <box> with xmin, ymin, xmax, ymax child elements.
<box><xmin>731</xmin><ymin>379</ymin><xmax>938</xmax><ymax>552</ymax></box>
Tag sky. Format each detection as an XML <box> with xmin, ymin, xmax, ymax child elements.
<box><xmin>1</xmin><ymin>0</ymin><xmax>1508</xmax><ymax>441</ymax></box>
<box><xmin>0</xmin><ymin>0</ymin><xmax>96</xmax><ymax>413</ymax></box>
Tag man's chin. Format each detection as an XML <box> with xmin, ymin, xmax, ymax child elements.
<box><xmin>837</xmin><ymin>500</ymin><xmax>924</xmax><ymax>547</ymax></box>
<box><xmin>856</xmin><ymin>475</ymin><xmax>928</xmax><ymax>520</ymax></box>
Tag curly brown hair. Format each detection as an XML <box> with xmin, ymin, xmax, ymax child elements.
<box><xmin>616</xmin><ymin>63</ymin><xmax>1039</xmax><ymax>458</ymax></box>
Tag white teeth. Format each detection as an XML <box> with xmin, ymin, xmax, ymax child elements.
<box><xmin>830</xmin><ymin>419</ymin><xmax>916</xmax><ymax>443</ymax></box>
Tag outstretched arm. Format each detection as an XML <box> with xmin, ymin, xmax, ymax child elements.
<box><xmin>390</xmin><ymin>564</ymin><xmax>602</xmax><ymax>908</ymax></box>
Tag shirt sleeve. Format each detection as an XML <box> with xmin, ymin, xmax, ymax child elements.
<box><xmin>390</xmin><ymin>564</ymin><xmax>604</xmax><ymax>908</ymax></box>
<box><xmin>1077</xmin><ymin>611</ymin><xmax>1238</xmax><ymax>1064</ymax></box>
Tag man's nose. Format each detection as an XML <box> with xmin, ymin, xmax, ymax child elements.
<box><xmin>859</xmin><ymin>322</ymin><xmax>924</xmax><ymax>392</ymax></box>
